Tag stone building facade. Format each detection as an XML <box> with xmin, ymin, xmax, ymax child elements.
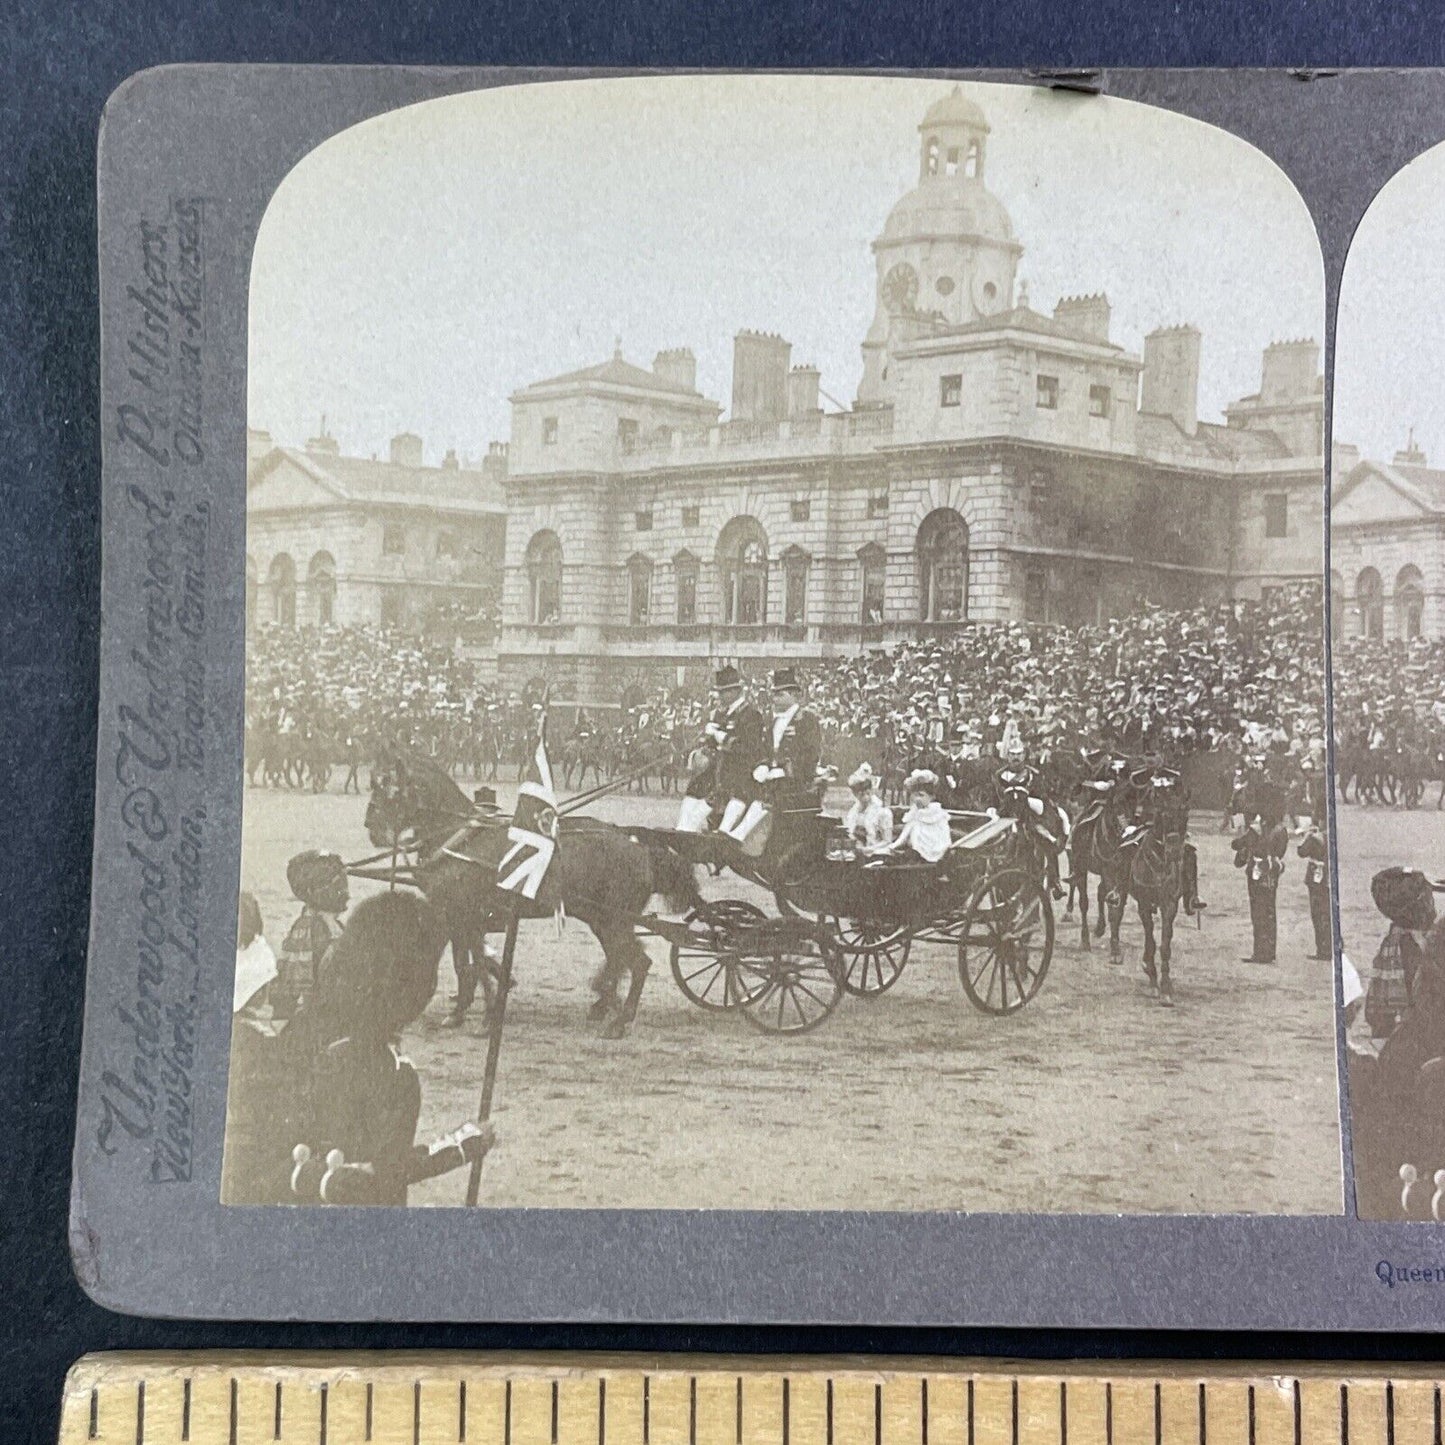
<box><xmin>1331</xmin><ymin>436</ymin><xmax>1445</xmax><ymax>641</ymax></box>
<box><xmin>484</xmin><ymin>87</ymin><xmax>1326</xmax><ymax>703</ymax></box>
<box><xmin>247</xmin><ymin>428</ymin><xmax>506</xmax><ymax>635</ymax></box>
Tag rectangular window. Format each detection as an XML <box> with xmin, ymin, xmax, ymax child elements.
<box><xmin>1088</xmin><ymin>384</ymin><xmax>1111</xmax><ymax>418</ymax></box>
<box><xmin>617</xmin><ymin>417</ymin><xmax>639</xmax><ymax>452</ymax></box>
<box><xmin>867</xmin><ymin>491</ymin><xmax>889</xmax><ymax>519</ymax></box>
<box><xmin>1264</xmin><ymin>492</ymin><xmax>1288</xmax><ymax>538</ymax></box>
<box><xmin>1029</xmin><ymin>470</ymin><xmax>1052</xmax><ymax>512</ymax></box>
<box><xmin>676</xmin><ymin>567</ymin><xmax>697</xmax><ymax>626</ymax></box>
<box><xmin>860</xmin><ymin>552</ymin><xmax>886</xmax><ymax>625</ymax></box>
<box><xmin>1036</xmin><ymin>374</ymin><xmax>1059</xmax><ymax>410</ymax></box>
<box><xmin>681</xmin><ymin>504</ymin><xmax>701</xmax><ymax>528</ymax></box>
<box><xmin>382</xmin><ymin>524</ymin><xmax>406</xmax><ymax>555</ymax></box>
<box><xmin>785</xmin><ymin>562</ymin><xmax>808</xmax><ymax>625</ymax></box>
<box><xmin>940</xmin><ymin>373</ymin><xmax>963</xmax><ymax>408</ymax></box>
<box><xmin>790</xmin><ymin>499</ymin><xmax>811</xmax><ymax>523</ymax></box>
<box><xmin>1024</xmin><ymin>566</ymin><xmax>1048</xmax><ymax>624</ymax></box>
<box><xmin>542</xmin><ymin>416</ymin><xmax>558</xmax><ymax>445</ymax></box>
<box><xmin>635</xmin><ymin>508</ymin><xmax>654</xmax><ymax>532</ymax></box>
<box><xmin>629</xmin><ymin>570</ymin><xmax>650</xmax><ymax>626</ymax></box>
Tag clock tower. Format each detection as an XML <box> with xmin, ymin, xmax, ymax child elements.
<box><xmin>858</xmin><ymin>88</ymin><xmax>1023</xmax><ymax>406</ymax></box>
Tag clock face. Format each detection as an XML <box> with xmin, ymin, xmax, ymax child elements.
<box><xmin>881</xmin><ymin>262</ymin><xmax>919</xmax><ymax>315</ymax></box>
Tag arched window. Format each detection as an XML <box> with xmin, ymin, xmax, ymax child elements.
<box><xmin>674</xmin><ymin>549</ymin><xmax>699</xmax><ymax>626</ymax></box>
<box><xmin>965</xmin><ymin>140</ymin><xmax>980</xmax><ymax>178</ymax></box>
<box><xmin>526</xmin><ymin>530</ymin><xmax>563</xmax><ymax>625</ymax></box>
<box><xmin>717</xmin><ymin>516</ymin><xmax>769</xmax><ymax>626</ymax></box>
<box><xmin>859</xmin><ymin>543</ymin><xmax>886</xmax><ymax>626</ymax></box>
<box><xmin>1396</xmin><ymin>564</ymin><xmax>1425</xmax><ymax>639</ymax></box>
<box><xmin>308</xmin><ymin>550</ymin><xmax>336</xmax><ymax>626</ymax></box>
<box><xmin>268</xmin><ymin>553</ymin><xmax>296</xmax><ymax>627</ymax></box>
<box><xmin>627</xmin><ymin>553</ymin><xmax>653</xmax><ymax>627</ymax></box>
<box><xmin>916</xmin><ymin>508</ymin><xmax>969</xmax><ymax>623</ymax></box>
<box><xmin>1357</xmin><ymin>566</ymin><xmax>1384</xmax><ymax>641</ymax></box>
<box><xmin>925</xmin><ymin>137</ymin><xmax>940</xmax><ymax>175</ymax></box>
<box><xmin>246</xmin><ymin>554</ymin><xmax>258</xmax><ymax>629</ymax></box>
<box><xmin>1330</xmin><ymin>569</ymin><xmax>1344</xmax><ymax>644</ymax></box>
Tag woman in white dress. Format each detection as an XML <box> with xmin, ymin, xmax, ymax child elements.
<box><xmin>867</xmin><ymin>769</ymin><xmax>952</xmax><ymax>864</ymax></box>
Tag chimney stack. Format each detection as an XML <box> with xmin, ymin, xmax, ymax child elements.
<box><xmin>652</xmin><ymin>348</ymin><xmax>697</xmax><ymax>392</ymax></box>
<box><xmin>1394</xmin><ymin>428</ymin><xmax>1427</xmax><ymax>468</ymax></box>
<box><xmin>1053</xmin><ymin>293</ymin><xmax>1111</xmax><ymax>345</ymax></box>
<box><xmin>482</xmin><ymin>441</ymin><xmax>509</xmax><ymax>481</ymax></box>
<box><xmin>442</xmin><ymin>447</ymin><xmax>460</xmax><ymax>471</ymax></box>
<box><xmin>1259</xmin><ymin>339</ymin><xmax>1320</xmax><ymax>406</ymax></box>
<box><xmin>389</xmin><ymin>431</ymin><xmax>424</xmax><ymax>468</ymax></box>
<box><xmin>1140</xmin><ymin>325</ymin><xmax>1201</xmax><ymax>437</ymax></box>
<box><xmin>731</xmin><ymin>331</ymin><xmax>791</xmax><ymax>423</ymax></box>
<box><xmin>787</xmin><ymin>364</ymin><xmax>821</xmax><ymax>417</ymax></box>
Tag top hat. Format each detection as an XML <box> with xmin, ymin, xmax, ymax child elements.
<box><xmin>713</xmin><ymin>665</ymin><xmax>744</xmax><ymax>690</ymax></box>
<box><xmin>771</xmin><ymin>667</ymin><xmax>802</xmax><ymax>692</ymax></box>
<box><xmin>473</xmin><ymin>786</ymin><xmax>500</xmax><ymax>811</ymax></box>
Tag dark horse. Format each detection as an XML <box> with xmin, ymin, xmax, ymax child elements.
<box><xmin>365</xmin><ymin>749</ymin><xmax>702</xmax><ymax>1036</ymax></box>
<box><xmin>1124</xmin><ymin>786</ymin><xmax>1188</xmax><ymax>1006</ymax></box>
<box><xmin>1066</xmin><ymin>766</ymin><xmax>1135</xmax><ymax>959</ymax></box>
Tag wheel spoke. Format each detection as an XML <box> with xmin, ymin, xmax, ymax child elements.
<box><xmin>790</xmin><ymin>977</ymin><xmax>833</xmax><ymax>1009</ymax></box>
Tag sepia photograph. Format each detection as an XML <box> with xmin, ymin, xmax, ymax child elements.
<box><xmin>1332</xmin><ymin>140</ymin><xmax>1445</xmax><ymax>1221</ymax></box>
<box><xmin>221</xmin><ymin>75</ymin><xmax>1341</xmax><ymax>1214</ymax></box>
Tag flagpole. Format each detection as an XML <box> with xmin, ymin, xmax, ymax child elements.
<box><xmin>465</xmin><ymin>697</ymin><xmax>551</xmax><ymax>1208</ymax></box>
<box><xmin>465</xmin><ymin>901</ymin><xmax>521</xmax><ymax>1206</ymax></box>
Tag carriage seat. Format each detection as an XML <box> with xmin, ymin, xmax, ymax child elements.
<box><xmin>949</xmin><ymin>812</ymin><xmax>1015</xmax><ymax>852</ymax></box>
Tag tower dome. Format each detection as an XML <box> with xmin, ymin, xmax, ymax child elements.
<box><xmin>857</xmin><ymin>88</ymin><xmax>1023</xmax><ymax>407</ymax></box>
<box><xmin>880</xmin><ymin>180</ymin><xmax>1016</xmax><ymax>247</ymax></box>
<box><xmin>920</xmin><ymin>87</ymin><xmax>989</xmax><ymax>132</ymax></box>
<box><xmin>889</xmin><ymin>84</ymin><xmax>1013</xmax><ymax>243</ymax></box>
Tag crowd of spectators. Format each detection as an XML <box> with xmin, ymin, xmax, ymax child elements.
<box><xmin>246</xmin><ymin>585</ymin><xmax>1330</xmax><ymax>779</ymax></box>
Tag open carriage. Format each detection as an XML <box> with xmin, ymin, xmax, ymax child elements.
<box><xmin>638</xmin><ymin>802</ymin><xmax>1056</xmax><ymax>1036</ymax></box>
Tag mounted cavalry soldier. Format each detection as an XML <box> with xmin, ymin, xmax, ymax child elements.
<box><xmin>676</xmin><ymin>664</ymin><xmax>769</xmax><ymax>836</ymax></box>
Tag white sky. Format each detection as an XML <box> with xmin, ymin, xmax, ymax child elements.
<box><xmin>1336</xmin><ymin>142</ymin><xmax>1445</xmax><ymax>468</ymax></box>
<box><xmin>249</xmin><ymin>75</ymin><xmax>1323</xmax><ymax>466</ymax></box>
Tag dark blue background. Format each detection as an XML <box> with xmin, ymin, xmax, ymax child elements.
<box><xmin>8</xmin><ymin>5</ymin><xmax>1445</xmax><ymax>1443</ymax></box>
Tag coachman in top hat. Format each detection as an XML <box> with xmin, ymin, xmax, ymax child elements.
<box><xmin>676</xmin><ymin>664</ymin><xmax>769</xmax><ymax>836</ymax></box>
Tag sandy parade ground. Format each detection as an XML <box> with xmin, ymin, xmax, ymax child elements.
<box><xmin>236</xmin><ymin>776</ymin><xmax>1347</xmax><ymax>1214</ymax></box>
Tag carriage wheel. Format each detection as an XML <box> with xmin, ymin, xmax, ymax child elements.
<box><xmin>832</xmin><ymin>918</ymin><xmax>912</xmax><ymax>997</ymax></box>
<box><xmin>737</xmin><ymin>926</ymin><xmax>844</xmax><ymax>1036</ymax></box>
<box><xmin>956</xmin><ymin>868</ymin><xmax>1054</xmax><ymax>1016</ymax></box>
<box><xmin>669</xmin><ymin>900</ymin><xmax>772</xmax><ymax>1010</ymax></box>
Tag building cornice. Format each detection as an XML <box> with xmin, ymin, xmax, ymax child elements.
<box><xmin>893</xmin><ymin>328</ymin><xmax>1140</xmax><ymax>370</ymax></box>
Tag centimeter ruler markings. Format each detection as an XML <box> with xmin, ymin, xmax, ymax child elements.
<box><xmin>58</xmin><ymin>1358</ymin><xmax>1445</xmax><ymax>1445</ymax></box>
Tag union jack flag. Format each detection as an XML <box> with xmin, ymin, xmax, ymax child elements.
<box><xmin>497</xmin><ymin>723</ymin><xmax>558</xmax><ymax>899</ymax></box>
